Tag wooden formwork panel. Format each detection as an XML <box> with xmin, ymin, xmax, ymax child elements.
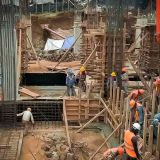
<box><xmin>64</xmin><ymin>99</ymin><xmax>104</xmax><ymax>122</ymax></box>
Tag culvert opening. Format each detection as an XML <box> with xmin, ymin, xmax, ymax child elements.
<box><xmin>21</xmin><ymin>73</ymin><xmax>66</xmax><ymax>86</ymax></box>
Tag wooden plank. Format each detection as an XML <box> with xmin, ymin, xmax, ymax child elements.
<box><xmin>76</xmin><ymin>108</ymin><xmax>106</xmax><ymax>133</ymax></box>
<box><xmin>63</xmin><ymin>99</ymin><xmax>72</xmax><ymax>149</ymax></box>
<box><xmin>19</xmin><ymin>87</ymin><xmax>40</xmax><ymax>98</ymax></box>
<box><xmin>16</xmin><ymin>131</ymin><xmax>23</xmax><ymax>160</ymax></box>
<box><xmin>89</xmin><ymin>118</ymin><xmax>124</xmax><ymax>160</ymax></box>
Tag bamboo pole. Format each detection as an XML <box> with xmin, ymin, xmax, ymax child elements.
<box><xmin>89</xmin><ymin>118</ymin><xmax>124</xmax><ymax>160</ymax></box>
<box><xmin>125</xmin><ymin>97</ymin><xmax>130</xmax><ymax>130</ymax></box>
<box><xmin>112</xmin><ymin>82</ymin><xmax>117</xmax><ymax>113</ymax></box>
<box><xmin>76</xmin><ymin>108</ymin><xmax>106</xmax><ymax>133</ymax></box>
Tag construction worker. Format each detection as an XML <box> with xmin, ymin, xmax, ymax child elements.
<box><xmin>103</xmin><ymin>146</ymin><xmax>124</xmax><ymax>160</ymax></box>
<box><xmin>121</xmin><ymin>67</ymin><xmax>129</xmax><ymax>94</ymax></box>
<box><xmin>152</xmin><ymin>112</ymin><xmax>160</xmax><ymax>142</ymax></box>
<box><xmin>129</xmin><ymin>100</ymin><xmax>144</xmax><ymax>126</ymax></box>
<box><xmin>16</xmin><ymin>108</ymin><xmax>34</xmax><ymax>136</ymax></box>
<box><xmin>66</xmin><ymin>70</ymin><xmax>76</xmax><ymax>97</ymax></box>
<box><xmin>124</xmin><ymin>123</ymin><xmax>142</xmax><ymax>160</ymax></box>
<box><xmin>129</xmin><ymin>89</ymin><xmax>145</xmax><ymax>101</ymax></box>
<box><xmin>78</xmin><ymin>66</ymin><xmax>87</xmax><ymax>92</ymax></box>
<box><xmin>153</xmin><ymin>77</ymin><xmax>160</xmax><ymax>105</ymax></box>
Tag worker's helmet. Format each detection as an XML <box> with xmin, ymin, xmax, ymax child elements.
<box><xmin>80</xmin><ymin>66</ymin><xmax>86</xmax><ymax>72</ymax></box>
<box><xmin>139</xmin><ymin>89</ymin><xmax>145</xmax><ymax>94</ymax></box>
<box><xmin>132</xmin><ymin>123</ymin><xmax>141</xmax><ymax>131</ymax></box>
<box><xmin>122</xmin><ymin>67</ymin><xmax>127</xmax><ymax>72</ymax></box>
<box><xmin>111</xmin><ymin>72</ymin><xmax>116</xmax><ymax>77</ymax></box>
<box><xmin>129</xmin><ymin>99</ymin><xmax>136</xmax><ymax>108</ymax></box>
<box><xmin>117</xmin><ymin>147</ymin><xmax>124</xmax><ymax>155</ymax></box>
<box><xmin>152</xmin><ymin>119</ymin><xmax>159</xmax><ymax>126</ymax></box>
<box><xmin>27</xmin><ymin>108</ymin><xmax>31</xmax><ymax>111</ymax></box>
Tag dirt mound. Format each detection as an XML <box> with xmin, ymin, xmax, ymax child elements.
<box><xmin>31</xmin><ymin>12</ymin><xmax>74</xmax><ymax>47</ymax></box>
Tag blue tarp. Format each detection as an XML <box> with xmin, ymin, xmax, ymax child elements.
<box><xmin>61</xmin><ymin>36</ymin><xmax>75</xmax><ymax>50</ymax></box>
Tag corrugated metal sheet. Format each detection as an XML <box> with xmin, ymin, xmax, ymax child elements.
<box><xmin>33</xmin><ymin>0</ymin><xmax>54</xmax><ymax>4</ymax></box>
<box><xmin>1</xmin><ymin>0</ymin><xmax>19</xmax><ymax>6</ymax></box>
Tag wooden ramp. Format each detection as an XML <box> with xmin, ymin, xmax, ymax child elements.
<box><xmin>19</xmin><ymin>87</ymin><xmax>40</xmax><ymax>98</ymax></box>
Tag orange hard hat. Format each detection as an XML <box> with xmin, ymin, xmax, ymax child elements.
<box><xmin>117</xmin><ymin>147</ymin><xmax>124</xmax><ymax>155</ymax></box>
<box><xmin>130</xmin><ymin>99</ymin><xmax>136</xmax><ymax>108</ymax></box>
<box><xmin>122</xmin><ymin>67</ymin><xmax>127</xmax><ymax>72</ymax></box>
<box><xmin>139</xmin><ymin>89</ymin><xmax>145</xmax><ymax>94</ymax></box>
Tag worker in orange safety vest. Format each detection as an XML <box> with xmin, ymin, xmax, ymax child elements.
<box><xmin>129</xmin><ymin>100</ymin><xmax>144</xmax><ymax>126</ymax></box>
<box><xmin>153</xmin><ymin>77</ymin><xmax>160</xmax><ymax>105</ymax></box>
<box><xmin>124</xmin><ymin>123</ymin><xmax>142</xmax><ymax>160</ymax></box>
<box><xmin>103</xmin><ymin>146</ymin><xmax>124</xmax><ymax>160</ymax></box>
<box><xmin>129</xmin><ymin>89</ymin><xmax>145</xmax><ymax>101</ymax></box>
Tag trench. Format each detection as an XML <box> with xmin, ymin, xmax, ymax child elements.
<box><xmin>21</xmin><ymin>73</ymin><xmax>66</xmax><ymax>86</ymax></box>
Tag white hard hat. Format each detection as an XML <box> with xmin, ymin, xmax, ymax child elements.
<box><xmin>132</xmin><ymin>123</ymin><xmax>141</xmax><ymax>131</ymax></box>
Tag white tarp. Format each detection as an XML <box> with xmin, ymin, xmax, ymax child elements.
<box><xmin>44</xmin><ymin>38</ymin><xmax>64</xmax><ymax>51</ymax></box>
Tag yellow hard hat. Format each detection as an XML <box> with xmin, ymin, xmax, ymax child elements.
<box><xmin>111</xmin><ymin>72</ymin><xmax>116</xmax><ymax>77</ymax></box>
<box><xmin>80</xmin><ymin>66</ymin><xmax>85</xmax><ymax>72</ymax></box>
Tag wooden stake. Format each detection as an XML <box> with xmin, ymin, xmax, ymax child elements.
<box><xmin>115</xmin><ymin>87</ymin><xmax>120</xmax><ymax>114</ymax></box>
<box><xmin>89</xmin><ymin>118</ymin><xmax>124</xmax><ymax>160</ymax></box>
<box><xmin>143</xmin><ymin>113</ymin><xmax>147</xmax><ymax>154</ymax></box>
<box><xmin>151</xmin><ymin>89</ymin><xmax>156</xmax><ymax>118</ymax></box>
<box><xmin>148</xmin><ymin>125</ymin><xmax>153</xmax><ymax>155</ymax></box>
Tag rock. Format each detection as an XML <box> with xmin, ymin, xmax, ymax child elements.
<box><xmin>45</xmin><ymin>151</ymin><xmax>52</xmax><ymax>158</ymax></box>
<box><xmin>41</xmin><ymin>144</ymin><xmax>51</xmax><ymax>151</ymax></box>
<box><xmin>52</xmin><ymin>151</ymin><xmax>59</xmax><ymax>160</ymax></box>
<box><xmin>66</xmin><ymin>153</ymin><xmax>74</xmax><ymax>160</ymax></box>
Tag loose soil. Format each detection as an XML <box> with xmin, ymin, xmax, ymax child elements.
<box><xmin>20</xmin><ymin>128</ymin><xmax>107</xmax><ymax>160</ymax></box>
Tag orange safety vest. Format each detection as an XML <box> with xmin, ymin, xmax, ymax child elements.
<box><xmin>124</xmin><ymin>130</ymin><xmax>137</xmax><ymax>158</ymax></box>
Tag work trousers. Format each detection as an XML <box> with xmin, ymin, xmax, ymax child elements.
<box><xmin>67</xmin><ymin>86</ymin><xmax>76</xmax><ymax>96</ymax></box>
<box><xmin>22</xmin><ymin>120</ymin><xmax>30</xmax><ymax>136</ymax></box>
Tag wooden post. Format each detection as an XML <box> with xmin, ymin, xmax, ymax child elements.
<box><xmin>125</xmin><ymin>97</ymin><xmax>129</xmax><ymax>130</ymax></box>
<box><xmin>76</xmin><ymin>108</ymin><xmax>106</xmax><ymax>133</ymax></box>
<box><xmin>143</xmin><ymin>113</ymin><xmax>148</xmax><ymax>154</ymax></box>
<box><xmin>119</xmin><ymin>90</ymin><xmax>124</xmax><ymax>122</ymax></box>
<box><xmin>115</xmin><ymin>87</ymin><xmax>120</xmax><ymax>114</ymax></box>
<box><xmin>112</xmin><ymin>82</ymin><xmax>117</xmax><ymax>112</ymax></box>
<box><xmin>151</xmin><ymin>89</ymin><xmax>156</xmax><ymax>118</ymax></box>
<box><xmin>156</xmin><ymin>124</ymin><xmax>160</xmax><ymax>159</ymax></box>
<box><xmin>63</xmin><ymin>100</ymin><xmax>72</xmax><ymax>149</ymax></box>
<box><xmin>89</xmin><ymin>119</ymin><xmax>123</xmax><ymax>160</ymax></box>
<box><xmin>148</xmin><ymin>125</ymin><xmax>153</xmax><ymax>155</ymax></box>
<box><xmin>109</xmin><ymin>78</ymin><xmax>113</xmax><ymax>103</ymax></box>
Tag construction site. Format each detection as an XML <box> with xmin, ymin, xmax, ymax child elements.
<box><xmin>0</xmin><ymin>0</ymin><xmax>160</xmax><ymax>160</ymax></box>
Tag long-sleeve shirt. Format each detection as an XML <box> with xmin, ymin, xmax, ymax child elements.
<box><xmin>17</xmin><ymin>111</ymin><xmax>34</xmax><ymax>123</ymax></box>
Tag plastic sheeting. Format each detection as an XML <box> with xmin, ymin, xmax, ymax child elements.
<box><xmin>62</xmin><ymin>36</ymin><xmax>75</xmax><ymax>50</ymax></box>
<box><xmin>44</xmin><ymin>39</ymin><xmax>64</xmax><ymax>51</ymax></box>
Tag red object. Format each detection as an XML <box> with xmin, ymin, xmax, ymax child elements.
<box><xmin>156</xmin><ymin>0</ymin><xmax>160</xmax><ymax>43</ymax></box>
